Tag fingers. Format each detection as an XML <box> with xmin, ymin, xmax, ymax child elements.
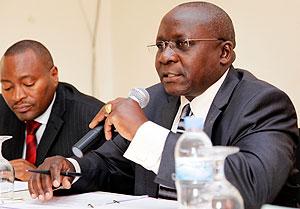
<box><xmin>89</xmin><ymin>100</ymin><xmax>120</xmax><ymax>129</ymax></box>
<box><xmin>49</xmin><ymin>161</ymin><xmax>63</xmax><ymax>188</ymax></box>
<box><xmin>29</xmin><ymin>172</ymin><xmax>47</xmax><ymax>200</ymax></box>
<box><xmin>41</xmin><ymin>172</ymin><xmax>53</xmax><ymax>201</ymax></box>
<box><xmin>28</xmin><ymin>156</ymin><xmax>73</xmax><ymax>201</ymax></box>
<box><xmin>10</xmin><ymin>159</ymin><xmax>35</xmax><ymax>166</ymax></box>
<box><xmin>10</xmin><ymin>159</ymin><xmax>36</xmax><ymax>181</ymax></box>
<box><xmin>104</xmin><ymin>117</ymin><xmax>113</xmax><ymax>140</ymax></box>
<box><xmin>89</xmin><ymin>106</ymin><xmax>106</xmax><ymax>129</ymax></box>
<box><xmin>62</xmin><ymin>176</ymin><xmax>72</xmax><ymax>189</ymax></box>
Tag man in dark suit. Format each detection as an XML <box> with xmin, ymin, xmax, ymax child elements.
<box><xmin>0</xmin><ymin>40</ymin><xmax>104</xmax><ymax>181</ymax></box>
<box><xmin>28</xmin><ymin>2</ymin><xmax>298</xmax><ymax>209</ymax></box>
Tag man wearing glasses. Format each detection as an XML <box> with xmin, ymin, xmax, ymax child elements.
<box><xmin>29</xmin><ymin>2</ymin><xmax>298</xmax><ymax>209</ymax></box>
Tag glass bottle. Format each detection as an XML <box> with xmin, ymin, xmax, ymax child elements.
<box><xmin>174</xmin><ymin>117</ymin><xmax>213</xmax><ymax>209</ymax></box>
<box><xmin>0</xmin><ymin>136</ymin><xmax>14</xmax><ymax>201</ymax></box>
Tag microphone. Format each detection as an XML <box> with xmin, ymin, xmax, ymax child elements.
<box><xmin>72</xmin><ymin>88</ymin><xmax>150</xmax><ymax>158</ymax></box>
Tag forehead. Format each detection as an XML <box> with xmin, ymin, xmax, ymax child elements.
<box><xmin>1</xmin><ymin>49</ymin><xmax>45</xmax><ymax>78</ymax></box>
<box><xmin>157</xmin><ymin>7</ymin><xmax>213</xmax><ymax>40</ymax></box>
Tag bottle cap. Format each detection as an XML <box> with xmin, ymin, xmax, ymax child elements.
<box><xmin>184</xmin><ymin>117</ymin><xmax>204</xmax><ymax>130</ymax></box>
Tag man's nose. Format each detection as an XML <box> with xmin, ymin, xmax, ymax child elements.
<box><xmin>156</xmin><ymin>46</ymin><xmax>179</xmax><ymax>65</ymax></box>
<box><xmin>13</xmin><ymin>86</ymin><xmax>27</xmax><ymax>102</ymax></box>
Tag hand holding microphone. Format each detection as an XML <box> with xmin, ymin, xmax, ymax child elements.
<box><xmin>72</xmin><ymin>88</ymin><xmax>149</xmax><ymax>158</ymax></box>
<box><xmin>97</xmin><ymin>88</ymin><xmax>150</xmax><ymax>141</ymax></box>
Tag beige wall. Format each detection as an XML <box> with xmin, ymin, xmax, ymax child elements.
<box><xmin>1</xmin><ymin>0</ymin><xmax>300</xmax><ymax>122</ymax></box>
<box><xmin>0</xmin><ymin>0</ymin><xmax>98</xmax><ymax>94</ymax></box>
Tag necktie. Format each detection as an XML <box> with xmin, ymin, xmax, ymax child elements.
<box><xmin>158</xmin><ymin>103</ymin><xmax>192</xmax><ymax>200</ymax></box>
<box><xmin>176</xmin><ymin>103</ymin><xmax>192</xmax><ymax>133</ymax></box>
<box><xmin>25</xmin><ymin>120</ymin><xmax>41</xmax><ymax>165</ymax></box>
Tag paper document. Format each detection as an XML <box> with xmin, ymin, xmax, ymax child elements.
<box><xmin>261</xmin><ymin>204</ymin><xmax>296</xmax><ymax>209</ymax></box>
<box><xmin>2</xmin><ymin>191</ymin><xmax>178</xmax><ymax>209</ymax></box>
<box><xmin>13</xmin><ymin>181</ymin><xmax>28</xmax><ymax>192</ymax></box>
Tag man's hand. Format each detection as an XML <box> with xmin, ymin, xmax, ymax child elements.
<box><xmin>10</xmin><ymin>159</ymin><xmax>36</xmax><ymax>181</ymax></box>
<box><xmin>28</xmin><ymin>156</ymin><xmax>75</xmax><ymax>201</ymax></box>
<box><xmin>89</xmin><ymin>98</ymin><xmax>148</xmax><ymax>141</ymax></box>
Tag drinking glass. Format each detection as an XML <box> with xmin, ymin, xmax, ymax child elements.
<box><xmin>0</xmin><ymin>136</ymin><xmax>14</xmax><ymax>201</ymax></box>
<box><xmin>206</xmin><ymin>146</ymin><xmax>244</xmax><ymax>209</ymax></box>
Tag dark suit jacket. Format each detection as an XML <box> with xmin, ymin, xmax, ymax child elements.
<box><xmin>0</xmin><ymin>82</ymin><xmax>104</xmax><ymax>166</ymax></box>
<box><xmin>73</xmin><ymin>67</ymin><xmax>299</xmax><ymax>209</ymax></box>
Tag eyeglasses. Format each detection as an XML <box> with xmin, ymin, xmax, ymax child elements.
<box><xmin>147</xmin><ymin>38</ymin><xmax>224</xmax><ymax>52</ymax></box>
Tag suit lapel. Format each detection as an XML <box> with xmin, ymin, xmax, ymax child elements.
<box><xmin>204</xmin><ymin>66</ymin><xmax>240</xmax><ymax>138</ymax></box>
<box><xmin>12</xmin><ymin>123</ymin><xmax>25</xmax><ymax>159</ymax></box>
<box><xmin>160</xmin><ymin>95</ymin><xmax>180</xmax><ymax>130</ymax></box>
<box><xmin>36</xmin><ymin>84</ymin><xmax>66</xmax><ymax>165</ymax></box>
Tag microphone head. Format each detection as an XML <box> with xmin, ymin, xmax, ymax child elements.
<box><xmin>128</xmin><ymin>88</ymin><xmax>150</xmax><ymax>108</ymax></box>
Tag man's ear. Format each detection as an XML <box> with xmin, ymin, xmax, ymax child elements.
<box><xmin>220</xmin><ymin>41</ymin><xmax>235</xmax><ymax>65</ymax></box>
<box><xmin>50</xmin><ymin>66</ymin><xmax>59</xmax><ymax>84</ymax></box>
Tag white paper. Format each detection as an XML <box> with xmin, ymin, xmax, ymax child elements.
<box><xmin>261</xmin><ymin>204</ymin><xmax>295</xmax><ymax>209</ymax></box>
<box><xmin>2</xmin><ymin>192</ymin><xmax>178</xmax><ymax>209</ymax></box>
<box><xmin>13</xmin><ymin>181</ymin><xmax>28</xmax><ymax>192</ymax></box>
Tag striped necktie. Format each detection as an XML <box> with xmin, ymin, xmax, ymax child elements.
<box><xmin>25</xmin><ymin>120</ymin><xmax>41</xmax><ymax>165</ymax></box>
<box><xmin>158</xmin><ymin>103</ymin><xmax>192</xmax><ymax>200</ymax></box>
<box><xmin>177</xmin><ymin>103</ymin><xmax>192</xmax><ymax>133</ymax></box>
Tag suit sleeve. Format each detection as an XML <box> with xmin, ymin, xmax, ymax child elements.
<box><xmin>223</xmin><ymin>89</ymin><xmax>298</xmax><ymax>209</ymax></box>
<box><xmin>71</xmin><ymin>135</ymin><xmax>135</xmax><ymax>194</ymax></box>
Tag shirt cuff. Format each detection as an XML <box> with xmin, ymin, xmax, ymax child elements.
<box><xmin>123</xmin><ymin>121</ymin><xmax>169</xmax><ymax>174</ymax></box>
<box><xmin>67</xmin><ymin>158</ymin><xmax>81</xmax><ymax>183</ymax></box>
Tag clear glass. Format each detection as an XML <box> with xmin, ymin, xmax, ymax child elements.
<box><xmin>0</xmin><ymin>136</ymin><xmax>14</xmax><ymax>201</ymax></box>
<box><xmin>175</xmin><ymin>145</ymin><xmax>244</xmax><ymax>209</ymax></box>
<box><xmin>207</xmin><ymin>146</ymin><xmax>244</xmax><ymax>209</ymax></box>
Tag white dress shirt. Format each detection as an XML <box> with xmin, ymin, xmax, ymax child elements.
<box><xmin>123</xmin><ymin>70</ymin><xmax>228</xmax><ymax>174</ymax></box>
<box><xmin>22</xmin><ymin>93</ymin><xmax>56</xmax><ymax>159</ymax></box>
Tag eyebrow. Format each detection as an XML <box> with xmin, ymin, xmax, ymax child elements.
<box><xmin>156</xmin><ymin>35</ymin><xmax>189</xmax><ymax>42</ymax></box>
<box><xmin>0</xmin><ymin>79</ymin><xmax>11</xmax><ymax>83</ymax></box>
<box><xmin>1</xmin><ymin>75</ymin><xmax>35</xmax><ymax>83</ymax></box>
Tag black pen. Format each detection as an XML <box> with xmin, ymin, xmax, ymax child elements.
<box><xmin>26</xmin><ymin>169</ymin><xmax>82</xmax><ymax>177</ymax></box>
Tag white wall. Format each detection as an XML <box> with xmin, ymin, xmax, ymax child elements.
<box><xmin>96</xmin><ymin>0</ymin><xmax>300</xmax><ymax>121</ymax></box>
<box><xmin>1</xmin><ymin>0</ymin><xmax>300</xmax><ymax>122</ymax></box>
<box><xmin>0</xmin><ymin>0</ymin><xmax>98</xmax><ymax>94</ymax></box>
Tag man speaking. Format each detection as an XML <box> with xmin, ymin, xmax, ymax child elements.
<box><xmin>29</xmin><ymin>2</ymin><xmax>298</xmax><ymax>209</ymax></box>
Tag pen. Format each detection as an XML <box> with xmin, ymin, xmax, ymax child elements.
<box><xmin>26</xmin><ymin>169</ymin><xmax>82</xmax><ymax>177</ymax></box>
<box><xmin>105</xmin><ymin>195</ymin><xmax>148</xmax><ymax>205</ymax></box>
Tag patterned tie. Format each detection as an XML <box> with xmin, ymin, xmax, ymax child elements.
<box><xmin>25</xmin><ymin>120</ymin><xmax>41</xmax><ymax>165</ymax></box>
<box><xmin>158</xmin><ymin>103</ymin><xmax>192</xmax><ymax>200</ymax></box>
<box><xmin>176</xmin><ymin>103</ymin><xmax>192</xmax><ymax>133</ymax></box>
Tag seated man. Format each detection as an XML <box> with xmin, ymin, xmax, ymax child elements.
<box><xmin>29</xmin><ymin>2</ymin><xmax>299</xmax><ymax>209</ymax></box>
<box><xmin>0</xmin><ymin>40</ymin><xmax>105</xmax><ymax>181</ymax></box>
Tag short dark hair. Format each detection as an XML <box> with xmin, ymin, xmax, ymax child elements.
<box><xmin>4</xmin><ymin>40</ymin><xmax>54</xmax><ymax>69</ymax></box>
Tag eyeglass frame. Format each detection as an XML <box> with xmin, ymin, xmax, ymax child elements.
<box><xmin>147</xmin><ymin>38</ymin><xmax>225</xmax><ymax>52</ymax></box>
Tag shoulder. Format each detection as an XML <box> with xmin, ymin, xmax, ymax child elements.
<box><xmin>230</xmin><ymin>68</ymin><xmax>292</xmax><ymax>104</ymax></box>
<box><xmin>146</xmin><ymin>83</ymin><xmax>171</xmax><ymax>101</ymax></box>
<box><xmin>224</xmin><ymin>68</ymin><xmax>297</xmax><ymax>136</ymax></box>
<box><xmin>145</xmin><ymin>83</ymin><xmax>175</xmax><ymax>107</ymax></box>
<box><xmin>57</xmin><ymin>82</ymin><xmax>104</xmax><ymax>108</ymax></box>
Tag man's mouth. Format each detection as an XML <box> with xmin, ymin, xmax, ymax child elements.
<box><xmin>162</xmin><ymin>72</ymin><xmax>182</xmax><ymax>82</ymax></box>
<box><xmin>13</xmin><ymin>104</ymin><xmax>32</xmax><ymax>113</ymax></box>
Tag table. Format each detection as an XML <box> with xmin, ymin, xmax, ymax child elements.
<box><xmin>1</xmin><ymin>189</ymin><xmax>179</xmax><ymax>209</ymax></box>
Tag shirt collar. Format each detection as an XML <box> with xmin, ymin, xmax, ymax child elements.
<box><xmin>180</xmin><ymin>69</ymin><xmax>229</xmax><ymax>120</ymax></box>
<box><xmin>34</xmin><ymin>93</ymin><xmax>56</xmax><ymax>125</ymax></box>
